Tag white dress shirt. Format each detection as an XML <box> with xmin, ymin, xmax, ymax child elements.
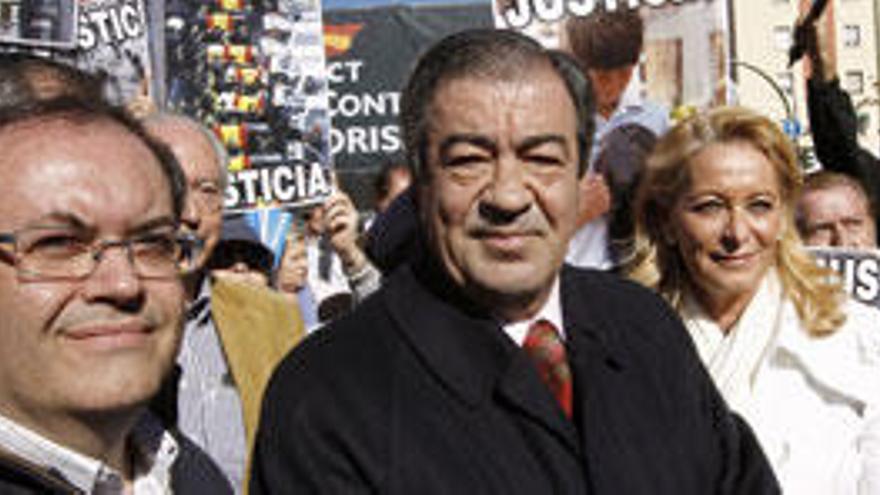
<box><xmin>501</xmin><ymin>277</ymin><xmax>565</xmax><ymax>347</ymax></box>
<box><xmin>681</xmin><ymin>270</ymin><xmax>880</xmax><ymax>494</ymax></box>
<box><xmin>177</xmin><ymin>280</ymin><xmax>246</xmax><ymax>494</ymax></box>
<box><xmin>0</xmin><ymin>412</ymin><xmax>178</xmax><ymax>494</ymax></box>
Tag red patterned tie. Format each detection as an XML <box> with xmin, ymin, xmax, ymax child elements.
<box><xmin>523</xmin><ymin>319</ymin><xmax>573</xmax><ymax>418</ymax></box>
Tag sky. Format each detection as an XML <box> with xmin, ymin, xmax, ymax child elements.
<box><xmin>321</xmin><ymin>0</ymin><xmax>489</xmax><ymax>10</ymax></box>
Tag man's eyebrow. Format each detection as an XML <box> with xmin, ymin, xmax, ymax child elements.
<box><xmin>26</xmin><ymin>212</ymin><xmax>89</xmax><ymax>231</ymax></box>
<box><xmin>191</xmin><ymin>177</ymin><xmax>221</xmax><ymax>188</ymax></box>
<box><xmin>130</xmin><ymin>216</ymin><xmax>178</xmax><ymax>235</ymax></box>
<box><xmin>516</xmin><ymin>134</ymin><xmax>570</xmax><ymax>158</ymax></box>
<box><xmin>21</xmin><ymin>213</ymin><xmax>177</xmax><ymax>235</ymax></box>
<box><xmin>808</xmin><ymin>221</ymin><xmax>834</xmax><ymax>230</ymax></box>
<box><xmin>438</xmin><ymin>134</ymin><xmax>497</xmax><ymax>162</ymax></box>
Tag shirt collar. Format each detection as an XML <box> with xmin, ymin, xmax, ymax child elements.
<box><xmin>501</xmin><ymin>276</ymin><xmax>564</xmax><ymax>347</ymax></box>
<box><xmin>0</xmin><ymin>412</ymin><xmax>178</xmax><ymax>494</ymax></box>
<box><xmin>129</xmin><ymin>413</ymin><xmax>179</xmax><ymax>493</ymax></box>
<box><xmin>186</xmin><ymin>278</ymin><xmax>212</xmax><ymax>324</ymax></box>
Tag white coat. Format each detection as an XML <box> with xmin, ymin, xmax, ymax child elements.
<box><xmin>683</xmin><ymin>273</ymin><xmax>880</xmax><ymax>494</ymax></box>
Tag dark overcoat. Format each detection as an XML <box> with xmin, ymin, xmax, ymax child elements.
<box><xmin>251</xmin><ymin>264</ymin><xmax>779</xmax><ymax>494</ymax></box>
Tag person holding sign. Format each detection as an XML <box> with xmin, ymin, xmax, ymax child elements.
<box><xmin>250</xmin><ymin>28</ymin><xmax>778</xmax><ymax>494</ymax></box>
<box><xmin>275</xmin><ymin>227</ymin><xmax>320</xmax><ymax>330</ymax></box>
<box><xmin>302</xmin><ymin>183</ymin><xmax>382</xmax><ymax>325</ymax></box>
<box><xmin>626</xmin><ymin>106</ymin><xmax>880</xmax><ymax>494</ymax></box>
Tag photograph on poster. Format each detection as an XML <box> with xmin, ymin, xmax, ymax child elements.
<box><xmin>0</xmin><ymin>0</ymin><xmax>155</xmax><ymax>107</ymax></box>
<box><xmin>166</xmin><ymin>0</ymin><xmax>333</xmax><ymax>212</ymax></box>
<box><xmin>76</xmin><ymin>0</ymin><xmax>152</xmax><ymax>104</ymax></box>
<box><xmin>322</xmin><ymin>0</ymin><xmax>493</xmax><ymax>207</ymax></box>
<box><xmin>323</xmin><ymin>0</ymin><xmax>484</xmax><ymax>8</ymax></box>
<box><xmin>495</xmin><ymin>0</ymin><xmax>727</xmax><ymax>112</ymax></box>
<box><xmin>0</xmin><ymin>0</ymin><xmax>77</xmax><ymax>49</ymax></box>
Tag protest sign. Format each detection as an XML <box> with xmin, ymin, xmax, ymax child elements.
<box><xmin>0</xmin><ymin>0</ymin><xmax>77</xmax><ymax>49</ymax></box>
<box><xmin>165</xmin><ymin>0</ymin><xmax>334</xmax><ymax>213</ymax></box>
<box><xmin>322</xmin><ymin>0</ymin><xmax>493</xmax><ymax>207</ymax></box>
<box><xmin>243</xmin><ymin>207</ymin><xmax>296</xmax><ymax>268</ymax></box>
<box><xmin>495</xmin><ymin>0</ymin><xmax>729</xmax><ymax>113</ymax></box>
<box><xmin>0</xmin><ymin>0</ymin><xmax>155</xmax><ymax>106</ymax></box>
<box><xmin>809</xmin><ymin>247</ymin><xmax>880</xmax><ymax>308</ymax></box>
<box><xmin>75</xmin><ymin>0</ymin><xmax>153</xmax><ymax>104</ymax></box>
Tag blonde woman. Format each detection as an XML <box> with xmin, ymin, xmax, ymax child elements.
<box><xmin>626</xmin><ymin>106</ymin><xmax>880</xmax><ymax>494</ymax></box>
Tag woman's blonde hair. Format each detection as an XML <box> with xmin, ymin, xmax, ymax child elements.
<box><xmin>624</xmin><ymin>106</ymin><xmax>845</xmax><ymax>335</ymax></box>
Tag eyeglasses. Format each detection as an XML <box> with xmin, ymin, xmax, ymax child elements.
<box><xmin>0</xmin><ymin>226</ymin><xmax>203</xmax><ymax>281</ymax></box>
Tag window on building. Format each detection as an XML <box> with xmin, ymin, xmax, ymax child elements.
<box><xmin>0</xmin><ymin>3</ymin><xmax>19</xmax><ymax>32</ymax></box>
<box><xmin>773</xmin><ymin>26</ymin><xmax>792</xmax><ymax>51</ymax></box>
<box><xmin>845</xmin><ymin>70</ymin><xmax>865</xmax><ymax>95</ymax></box>
<box><xmin>843</xmin><ymin>24</ymin><xmax>861</xmax><ymax>47</ymax></box>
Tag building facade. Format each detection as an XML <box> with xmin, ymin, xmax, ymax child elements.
<box><xmin>730</xmin><ymin>0</ymin><xmax>880</xmax><ymax>158</ymax></box>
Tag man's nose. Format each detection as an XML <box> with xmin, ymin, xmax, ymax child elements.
<box><xmin>478</xmin><ymin>158</ymin><xmax>531</xmax><ymax>224</ymax></box>
<box><xmin>81</xmin><ymin>245</ymin><xmax>144</xmax><ymax>308</ymax></box>
<box><xmin>181</xmin><ymin>195</ymin><xmax>200</xmax><ymax>229</ymax></box>
<box><xmin>830</xmin><ymin>224</ymin><xmax>847</xmax><ymax>247</ymax></box>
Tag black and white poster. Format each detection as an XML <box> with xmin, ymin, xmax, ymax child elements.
<box><xmin>0</xmin><ymin>0</ymin><xmax>77</xmax><ymax>49</ymax></box>
<box><xmin>165</xmin><ymin>0</ymin><xmax>333</xmax><ymax>212</ymax></box>
<box><xmin>810</xmin><ymin>247</ymin><xmax>880</xmax><ymax>308</ymax></box>
<box><xmin>322</xmin><ymin>0</ymin><xmax>493</xmax><ymax>207</ymax></box>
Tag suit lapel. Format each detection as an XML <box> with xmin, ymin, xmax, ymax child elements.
<box><xmin>495</xmin><ymin>352</ymin><xmax>582</xmax><ymax>455</ymax></box>
<box><xmin>383</xmin><ymin>265</ymin><xmax>508</xmax><ymax>409</ymax></box>
<box><xmin>384</xmin><ymin>265</ymin><xmax>585</xmax><ymax>456</ymax></box>
<box><xmin>558</xmin><ymin>267</ymin><xmax>628</xmax><ymax>460</ymax></box>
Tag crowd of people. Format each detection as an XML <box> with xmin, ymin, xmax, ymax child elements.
<box><xmin>0</xmin><ymin>6</ymin><xmax>879</xmax><ymax>495</ymax></box>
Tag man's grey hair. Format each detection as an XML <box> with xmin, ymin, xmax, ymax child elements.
<box><xmin>143</xmin><ymin>111</ymin><xmax>230</xmax><ymax>190</ymax></box>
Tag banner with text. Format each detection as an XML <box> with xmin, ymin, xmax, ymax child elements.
<box><xmin>0</xmin><ymin>0</ymin><xmax>155</xmax><ymax>106</ymax></box>
<box><xmin>76</xmin><ymin>0</ymin><xmax>153</xmax><ymax>104</ymax></box>
<box><xmin>322</xmin><ymin>1</ymin><xmax>493</xmax><ymax>206</ymax></box>
<box><xmin>0</xmin><ymin>0</ymin><xmax>77</xmax><ymax>49</ymax></box>
<box><xmin>494</xmin><ymin>0</ymin><xmax>730</xmax><ymax>114</ymax></box>
<box><xmin>809</xmin><ymin>247</ymin><xmax>880</xmax><ymax>308</ymax></box>
<box><xmin>165</xmin><ymin>0</ymin><xmax>333</xmax><ymax>213</ymax></box>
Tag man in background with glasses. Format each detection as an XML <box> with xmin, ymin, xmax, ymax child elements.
<box><xmin>145</xmin><ymin>112</ymin><xmax>304</xmax><ymax>494</ymax></box>
<box><xmin>0</xmin><ymin>61</ymin><xmax>232</xmax><ymax>492</ymax></box>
